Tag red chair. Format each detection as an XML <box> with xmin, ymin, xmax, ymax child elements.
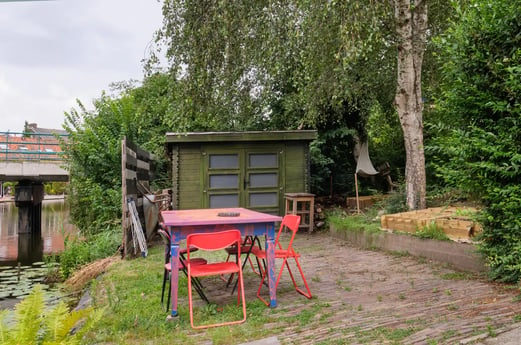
<box><xmin>186</xmin><ymin>229</ymin><xmax>247</xmax><ymax>329</ymax></box>
<box><xmin>225</xmin><ymin>235</ymin><xmax>263</xmax><ymax>276</ymax></box>
<box><xmin>222</xmin><ymin>235</ymin><xmax>264</xmax><ymax>293</ymax></box>
<box><xmin>251</xmin><ymin>214</ymin><xmax>312</xmax><ymax>306</ymax></box>
<box><xmin>157</xmin><ymin>228</ymin><xmax>208</xmax><ymax>312</ymax></box>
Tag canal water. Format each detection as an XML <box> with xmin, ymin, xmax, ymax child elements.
<box><xmin>0</xmin><ymin>199</ymin><xmax>75</xmax><ymax>308</ymax></box>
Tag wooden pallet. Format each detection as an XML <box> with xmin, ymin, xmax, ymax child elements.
<box><xmin>380</xmin><ymin>206</ymin><xmax>482</xmax><ymax>241</ymax></box>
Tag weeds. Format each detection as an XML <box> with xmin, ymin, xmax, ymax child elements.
<box><xmin>414</xmin><ymin>221</ymin><xmax>450</xmax><ymax>241</ymax></box>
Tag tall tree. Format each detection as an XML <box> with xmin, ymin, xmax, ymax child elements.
<box><xmin>150</xmin><ymin>0</ymin><xmax>450</xmax><ymax>205</ymax></box>
<box><xmin>392</xmin><ymin>0</ymin><xmax>428</xmax><ymax>209</ymax></box>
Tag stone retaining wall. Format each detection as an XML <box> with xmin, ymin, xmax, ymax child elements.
<box><xmin>330</xmin><ymin>225</ymin><xmax>487</xmax><ymax>273</ymax></box>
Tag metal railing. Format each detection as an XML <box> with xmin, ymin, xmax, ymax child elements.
<box><xmin>0</xmin><ymin>131</ymin><xmax>68</xmax><ymax>162</ymax></box>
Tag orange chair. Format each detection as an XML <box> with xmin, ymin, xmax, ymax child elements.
<box><xmin>186</xmin><ymin>229</ymin><xmax>247</xmax><ymax>329</ymax></box>
<box><xmin>251</xmin><ymin>214</ymin><xmax>312</xmax><ymax>306</ymax></box>
<box><xmin>157</xmin><ymin>228</ymin><xmax>208</xmax><ymax>312</ymax></box>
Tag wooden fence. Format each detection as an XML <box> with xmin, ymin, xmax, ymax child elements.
<box><xmin>121</xmin><ymin>137</ymin><xmax>170</xmax><ymax>258</ymax></box>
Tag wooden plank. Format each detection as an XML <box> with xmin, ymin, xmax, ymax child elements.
<box><xmin>121</xmin><ymin>137</ymin><xmax>155</xmax><ymax>259</ymax></box>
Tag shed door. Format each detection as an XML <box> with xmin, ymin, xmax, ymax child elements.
<box><xmin>204</xmin><ymin>147</ymin><xmax>282</xmax><ymax>214</ymax></box>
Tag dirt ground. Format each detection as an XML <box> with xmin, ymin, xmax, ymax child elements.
<box><xmin>198</xmin><ymin>231</ymin><xmax>521</xmax><ymax>345</ymax></box>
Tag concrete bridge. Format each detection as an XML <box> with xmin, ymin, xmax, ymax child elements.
<box><xmin>0</xmin><ymin>161</ymin><xmax>68</xmax><ymax>182</ymax></box>
<box><xmin>1</xmin><ymin>131</ymin><xmax>69</xmax><ymax>235</ymax></box>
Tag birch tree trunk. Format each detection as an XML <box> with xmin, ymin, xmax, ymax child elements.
<box><xmin>393</xmin><ymin>0</ymin><xmax>427</xmax><ymax>210</ymax></box>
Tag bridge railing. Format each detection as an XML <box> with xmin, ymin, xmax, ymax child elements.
<box><xmin>0</xmin><ymin>131</ymin><xmax>68</xmax><ymax>162</ymax></box>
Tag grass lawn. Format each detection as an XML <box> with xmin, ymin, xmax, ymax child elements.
<box><xmin>81</xmin><ymin>243</ymin><xmax>318</xmax><ymax>345</ymax></box>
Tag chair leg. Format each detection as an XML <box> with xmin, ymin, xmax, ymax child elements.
<box><xmin>256</xmin><ymin>256</ymin><xmax>312</xmax><ymax>306</ymax></box>
<box><xmin>282</xmin><ymin>257</ymin><xmax>312</xmax><ymax>299</ymax></box>
<box><xmin>292</xmin><ymin>257</ymin><xmax>312</xmax><ymax>299</ymax></box>
<box><xmin>256</xmin><ymin>261</ymin><xmax>277</xmax><ymax>306</ymax></box>
<box><xmin>179</xmin><ymin>267</ymin><xmax>209</xmax><ymax>304</ymax></box>
<box><xmin>189</xmin><ymin>269</ymin><xmax>247</xmax><ymax>329</ymax></box>
<box><xmin>230</xmin><ymin>236</ymin><xmax>264</xmax><ymax>294</ymax></box>
<box><xmin>160</xmin><ymin>268</ymin><xmax>169</xmax><ymax>312</ymax></box>
<box><xmin>166</xmin><ymin>273</ymin><xmax>172</xmax><ymax>312</ymax></box>
<box><xmin>192</xmin><ymin>276</ymin><xmax>209</xmax><ymax>304</ymax></box>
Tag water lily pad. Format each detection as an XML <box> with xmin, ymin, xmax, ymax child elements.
<box><xmin>0</xmin><ymin>291</ymin><xmax>12</xmax><ymax>299</ymax></box>
<box><xmin>0</xmin><ymin>271</ymin><xmax>16</xmax><ymax>277</ymax></box>
<box><xmin>11</xmin><ymin>289</ymin><xmax>30</xmax><ymax>297</ymax></box>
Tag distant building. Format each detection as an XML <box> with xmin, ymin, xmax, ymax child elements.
<box><xmin>25</xmin><ymin>123</ymin><xmax>68</xmax><ymax>136</ymax></box>
<box><xmin>0</xmin><ymin>123</ymin><xmax>67</xmax><ymax>161</ymax></box>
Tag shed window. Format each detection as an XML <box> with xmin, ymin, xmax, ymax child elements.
<box><xmin>249</xmin><ymin>153</ymin><xmax>278</xmax><ymax>168</ymax></box>
<box><xmin>209</xmin><ymin>174</ymin><xmax>238</xmax><ymax>189</ymax></box>
<box><xmin>209</xmin><ymin>194</ymin><xmax>239</xmax><ymax>208</ymax></box>
<box><xmin>209</xmin><ymin>154</ymin><xmax>238</xmax><ymax>169</ymax></box>
<box><xmin>250</xmin><ymin>173</ymin><xmax>277</xmax><ymax>188</ymax></box>
<box><xmin>249</xmin><ymin>192</ymin><xmax>277</xmax><ymax>207</ymax></box>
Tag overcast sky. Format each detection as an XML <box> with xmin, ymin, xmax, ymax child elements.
<box><xmin>0</xmin><ymin>0</ymin><xmax>163</xmax><ymax>132</ymax></box>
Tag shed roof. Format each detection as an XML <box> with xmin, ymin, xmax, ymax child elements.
<box><xmin>166</xmin><ymin>130</ymin><xmax>317</xmax><ymax>144</ymax></box>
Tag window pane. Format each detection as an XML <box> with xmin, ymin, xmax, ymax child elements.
<box><xmin>249</xmin><ymin>192</ymin><xmax>277</xmax><ymax>207</ymax></box>
<box><xmin>209</xmin><ymin>194</ymin><xmax>239</xmax><ymax>208</ymax></box>
<box><xmin>209</xmin><ymin>174</ymin><xmax>238</xmax><ymax>188</ymax></box>
<box><xmin>250</xmin><ymin>173</ymin><xmax>277</xmax><ymax>187</ymax></box>
<box><xmin>210</xmin><ymin>154</ymin><xmax>239</xmax><ymax>169</ymax></box>
<box><xmin>249</xmin><ymin>153</ymin><xmax>277</xmax><ymax>168</ymax></box>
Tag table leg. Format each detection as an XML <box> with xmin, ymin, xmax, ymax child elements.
<box><xmin>265</xmin><ymin>225</ymin><xmax>277</xmax><ymax>308</ymax></box>
<box><xmin>170</xmin><ymin>243</ymin><xmax>180</xmax><ymax>317</ymax></box>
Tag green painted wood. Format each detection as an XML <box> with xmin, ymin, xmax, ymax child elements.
<box><xmin>177</xmin><ymin>145</ymin><xmax>202</xmax><ymax>209</ymax></box>
<box><xmin>167</xmin><ymin>131</ymin><xmax>316</xmax><ymax>214</ymax></box>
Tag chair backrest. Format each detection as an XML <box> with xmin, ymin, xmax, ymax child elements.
<box><xmin>275</xmin><ymin>214</ymin><xmax>301</xmax><ymax>251</ymax></box>
<box><xmin>157</xmin><ymin>228</ymin><xmax>171</xmax><ymax>263</ymax></box>
<box><xmin>187</xmin><ymin>230</ymin><xmax>241</xmax><ymax>255</ymax></box>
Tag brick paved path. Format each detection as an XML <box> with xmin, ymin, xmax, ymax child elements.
<box><xmin>221</xmin><ymin>232</ymin><xmax>521</xmax><ymax>345</ymax></box>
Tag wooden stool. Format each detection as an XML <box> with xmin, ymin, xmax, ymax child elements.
<box><xmin>284</xmin><ymin>193</ymin><xmax>315</xmax><ymax>233</ymax></box>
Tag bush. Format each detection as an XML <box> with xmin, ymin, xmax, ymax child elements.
<box><xmin>430</xmin><ymin>0</ymin><xmax>521</xmax><ymax>282</ymax></box>
<box><xmin>59</xmin><ymin>226</ymin><xmax>121</xmax><ymax>279</ymax></box>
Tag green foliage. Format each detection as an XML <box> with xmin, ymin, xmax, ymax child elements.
<box><xmin>44</xmin><ymin>182</ymin><xmax>67</xmax><ymax>195</ymax></box>
<box><xmin>59</xmin><ymin>227</ymin><xmax>121</xmax><ymax>279</ymax></box>
<box><xmin>62</xmin><ymin>77</ymin><xmax>172</xmax><ymax>236</ymax></box>
<box><xmin>379</xmin><ymin>187</ymin><xmax>407</xmax><ymax>215</ymax></box>
<box><xmin>0</xmin><ymin>285</ymin><xmax>104</xmax><ymax>345</ymax></box>
<box><xmin>414</xmin><ymin>221</ymin><xmax>450</xmax><ymax>241</ymax></box>
<box><xmin>150</xmin><ymin>0</ymin><xmax>411</xmax><ymax>198</ymax></box>
<box><xmin>310</xmin><ymin>123</ymin><xmax>358</xmax><ymax>196</ymax></box>
<box><xmin>366</xmin><ymin>103</ymin><xmax>405</xmax><ymax>182</ymax></box>
<box><xmin>328</xmin><ymin>209</ymin><xmax>381</xmax><ymax>234</ymax></box>
<box><xmin>429</xmin><ymin>0</ymin><xmax>521</xmax><ymax>281</ymax></box>
<box><xmin>1</xmin><ymin>182</ymin><xmax>15</xmax><ymax>196</ymax></box>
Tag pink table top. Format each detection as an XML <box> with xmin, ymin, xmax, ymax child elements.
<box><xmin>161</xmin><ymin>207</ymin><xmax>282</xmax><ymax>227</ymax></box>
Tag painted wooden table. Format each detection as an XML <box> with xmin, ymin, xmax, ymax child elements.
<box><xmin>161</xmin><ymin>207</ymin><xmax>282</xmax><ymax>317</ymax></box>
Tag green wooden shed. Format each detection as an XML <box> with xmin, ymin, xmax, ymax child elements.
<box><xmin>166</xmin><ymin>130</ymin><xmax>317</xmax><ymax>215</ymax></box>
